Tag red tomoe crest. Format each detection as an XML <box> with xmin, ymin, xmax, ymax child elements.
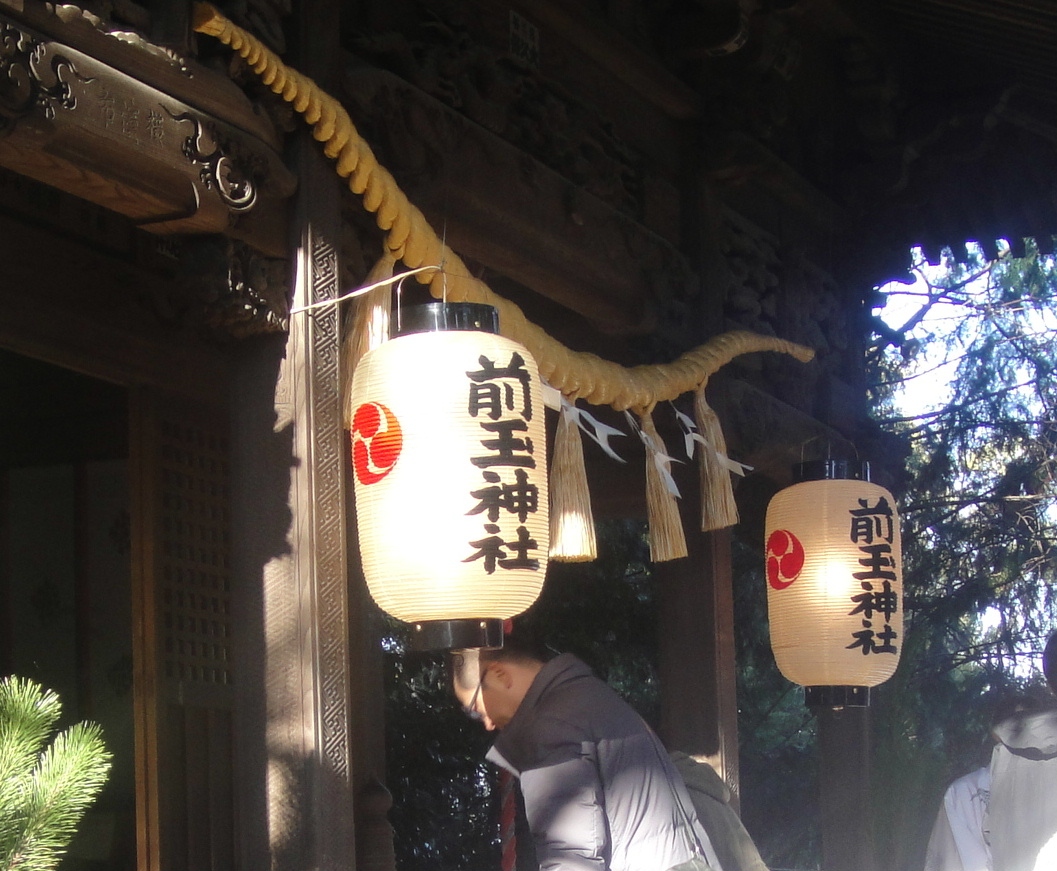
<box><xmin>351</xmin><ymin>402</ymin><xmax>403</xmax><ymax>485</ymax></box>
<box><xmin>766</xmin><ymin>529</ymin><xmax>805</xmax><ymax>590</ymax></box>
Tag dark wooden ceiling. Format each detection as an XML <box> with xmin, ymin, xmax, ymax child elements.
<box><xmin>695</xmin><ymin>0</ymin><xmax>1057</xmax><ymax>282</ymax></box>
<box><xmin>881</xmin><ymin>0</ymin><xmax>1057</xmax><ymax>111</ymax></box>
<box><xmin>871</xmin><ymin>0</ymin><xmax>1057</xmax><ymax>262</ymax></box>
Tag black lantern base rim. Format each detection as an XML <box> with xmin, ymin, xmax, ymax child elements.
<box><xmin>410</xmin><ymin>618</ymin><xmax>504</xmax><ymax>651</ymax></box>
<box><xmin>804</xmin><ymin>685</ymin><xmax>871</xmax><ymax>708</ymax></box>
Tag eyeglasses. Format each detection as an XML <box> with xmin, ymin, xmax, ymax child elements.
<box><xmin>462</xmin><ymin>675</ymin><xmax>484</xmax><ymax>721</ymax></box>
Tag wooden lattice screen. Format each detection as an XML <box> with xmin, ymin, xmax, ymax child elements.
<box><xmin>132</xmin><ymin>389</ymin><xmax>236</xmax><ymax>871</ymax></box>
<box><xmin>157</xmin><ymin>415</ymin><xmax>232</xmax><ymax>687</ymax></box>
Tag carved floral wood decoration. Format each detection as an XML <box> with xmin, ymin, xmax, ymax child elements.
<box><xmin>0</xmin><ymin>13</ymin><xmax>257</xmax><ymax>226</ymax></box>
<box><xmin>0</xmin><ymin>20</ymin><xmax>81</xmax><ymax>131</ymax></box>
<box><xmin>0</xmin><ymin>6</ymin><xmax>299</xmax><ymax>336</ymax></box>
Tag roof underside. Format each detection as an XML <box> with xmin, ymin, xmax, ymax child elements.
<box><xmin>882</xmin><ymin>0</ymin><xmax>1057</xmax><ymax>110</ymax></box>
<box><xmin>867</xmin><ymin>0</ymin><xmax>1057</xmax><ymax>265</ymax></box>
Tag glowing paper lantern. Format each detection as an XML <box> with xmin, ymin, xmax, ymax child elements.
<box><xmin>764</xmin><ymin>461</ymin><xmax>902</xmax><ymax>705</ymax></box>
<box><xmin>349</xmin><ymin>302</ymin><xmax>549</xmax><ymax>650</ymax></box>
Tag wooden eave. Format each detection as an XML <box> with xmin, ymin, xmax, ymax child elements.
<box><xmin>0</xmin><ymin>0</ymin><xmax>296</xmax><ymax>256</ymax></box>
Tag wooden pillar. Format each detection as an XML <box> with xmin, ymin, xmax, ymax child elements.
<box><xmin>655</xmin><ymin>500</ymin><xmax>741</xmax><ymax>805</ymax></box>
<box><xmin>355</xmin><ymin>776</ymin><xmax>397</xmax><ymax>871</ymax></box>
<box><xmin>817</xmin><ymin>704</ymin><xmax>876</xmax><ymax>871</ymax></box>
<box><xmin>285</xmin><ymin>137</ymin><xmax>357</xmax><ymax>867</ymax></box>
<box><xmin>245</xmin><ymin>5</ymin><xmax>358</xmax><ymax>868</ymax></box>
<box><xmin>348</xmin><ymin>489</ymin><xmax>394</xmax><ymax>871</ymax></box>
<box><xmin>238</xmin><ymin>129</ymin><xmax>357</xmax><ymax>870</ymax></box>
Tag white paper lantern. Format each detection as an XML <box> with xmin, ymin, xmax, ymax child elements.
<box><xmin>764</xmin><ymin>461</ymin><xmax>902</xmax><ymax>700</ymax></box>
<box><xmin>349</xmin><ymin>303</ymin><xmax>549</xmax><ymax>649</ymax></box>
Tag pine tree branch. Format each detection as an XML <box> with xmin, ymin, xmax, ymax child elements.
<box><xmin>0</xmin><ymin>679</ymin><xmax>111</xmax><ymax>871</ymax></box>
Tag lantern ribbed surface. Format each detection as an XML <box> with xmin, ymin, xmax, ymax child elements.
<box><xmin>350</xmin><ymin>330</ymin><xmax>549</xmax><ymax>623</ymax></box>
<box><xmin>765</xmin><ymin>478</ymin><xmax>902</xmax><ymax>688</ymax></box>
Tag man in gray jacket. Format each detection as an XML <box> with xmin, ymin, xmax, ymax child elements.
<box><xmin>453</xmin><ymin>640</ymin><xmax>723</xmax><ymax>871</ymax></box>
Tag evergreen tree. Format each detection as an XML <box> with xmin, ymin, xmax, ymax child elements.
<box><xmin>867</xmin><ymin>239</ymin><xmax>1057</xmax><ymax>870</ymax></box>
<box><xmin>383</xmin><ymin>240</ymin><xmax>1057</xmax><ymax>871</ymax></box>
<box><xmin>870</xmin><ymin>240</ymin><xmax>1057</xmax><ymax>677</ymax></box>
<box><xmin>0</xmin><ymin>677</ymin><xmax>112</xmax><ymax>871</ymax></box>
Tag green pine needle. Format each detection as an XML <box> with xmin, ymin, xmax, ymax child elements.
<box><xmin>0</xmin><ymin>678</ymin><xmax>112</xmax><ymax>871</ymax></box>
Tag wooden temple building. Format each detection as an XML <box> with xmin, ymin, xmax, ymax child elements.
<box><xmin>1</xmin><ymin>1</ymin><xmax>1055</xmax><ymax>869</ymax></box>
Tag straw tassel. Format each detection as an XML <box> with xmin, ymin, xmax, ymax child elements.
<box><xmin>639</xmin><ymin>408</ymin><xmax>687</xmax><ymax>562</ymax></box>
<box><xmin>694</xmin><ymin>381</ymin><xmax>740</xmax><ymax>531</ymax></box>
<box><xmin>341</xmin><ymin>254</ymin><xmax>396</xmax><ymax>428</ymax></box>
<box><xmin>549</xmin><ymin>401</ymin><xmax>597</xmax><ymax>562</ymax></box>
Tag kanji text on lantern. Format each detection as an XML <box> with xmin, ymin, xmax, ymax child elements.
<box><xmin>463</xmin><ymin>352</ymin><xmax>541</xmax><ymax>574</ymax></box>
<box><xmin>846</xmin><ymin>496</ymin><xmax>900</xmax><ymax>655</ymax></box>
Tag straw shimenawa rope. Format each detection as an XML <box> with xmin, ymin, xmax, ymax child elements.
<box><xmin>192</xmin><ymin>3</ymin><xmax>816</xmax><ymax>558</ymax></box>
<box><xmin>191</xmin><ymin>2</ymin><xmax>815</xmax><ymax>415</ymax></box>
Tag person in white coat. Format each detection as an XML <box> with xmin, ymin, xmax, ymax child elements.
<box><xmin>923</xmin><ymin>763</ymin><xmax>992</xmax><ymax>871</ymax></box>
<box><xmin>986</xmin><ymin>632</ymin><xmax>1057</xmax><ymax>871</ymax></box>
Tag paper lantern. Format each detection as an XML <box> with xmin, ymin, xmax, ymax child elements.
<box><xmin>764</xmin><ymin>460</ymin><xmax>902</xmax><ymax>705</ymax></box>
<box><xmin>349</xmin><ymin>302</ymin><xmax>549</xmax><ymax>650</ymax></box>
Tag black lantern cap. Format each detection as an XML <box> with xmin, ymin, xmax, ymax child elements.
<box><xmin>805</xmin><ymin>685</ymin><xmax>870</xmax><ymax>709</ymax></box>
<box><xmin>410</xmin><ymin>618</ymin><xmax>505</xmax><ymax>651</ymax></box>
<box><xmin>794</xmin><ymin>459</ymin><xmax>872</xmax><ymax>484</ymax></box>
<box><xmin>394</xmin><ymin>301</ymin><xmax>499</xmax><ymax>337</ymax></box>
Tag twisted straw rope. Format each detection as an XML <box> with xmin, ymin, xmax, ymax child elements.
<box><xmin>192</xmin><ymin>3</ymin><xmax>814</xmax><ymax>412</ymax></box>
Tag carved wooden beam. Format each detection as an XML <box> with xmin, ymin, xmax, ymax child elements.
<box><xmin>342</xmin><ymin>67</ymin><xmax>692</xmax><ymax>336</ymax></box>
<box><xmin>0</xmin><ymin>6</ymin><xmax>295</xmax><ymax>255</ymax></box>
<box><xmin>506</xmin><ymin>0</ymin><xmax>701</xmax><ymax>120</ymax></box>
<box><xmin>0</xmin><ymin>0</ymin><xmax>281</xmax><ymax>144</ymax></box>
